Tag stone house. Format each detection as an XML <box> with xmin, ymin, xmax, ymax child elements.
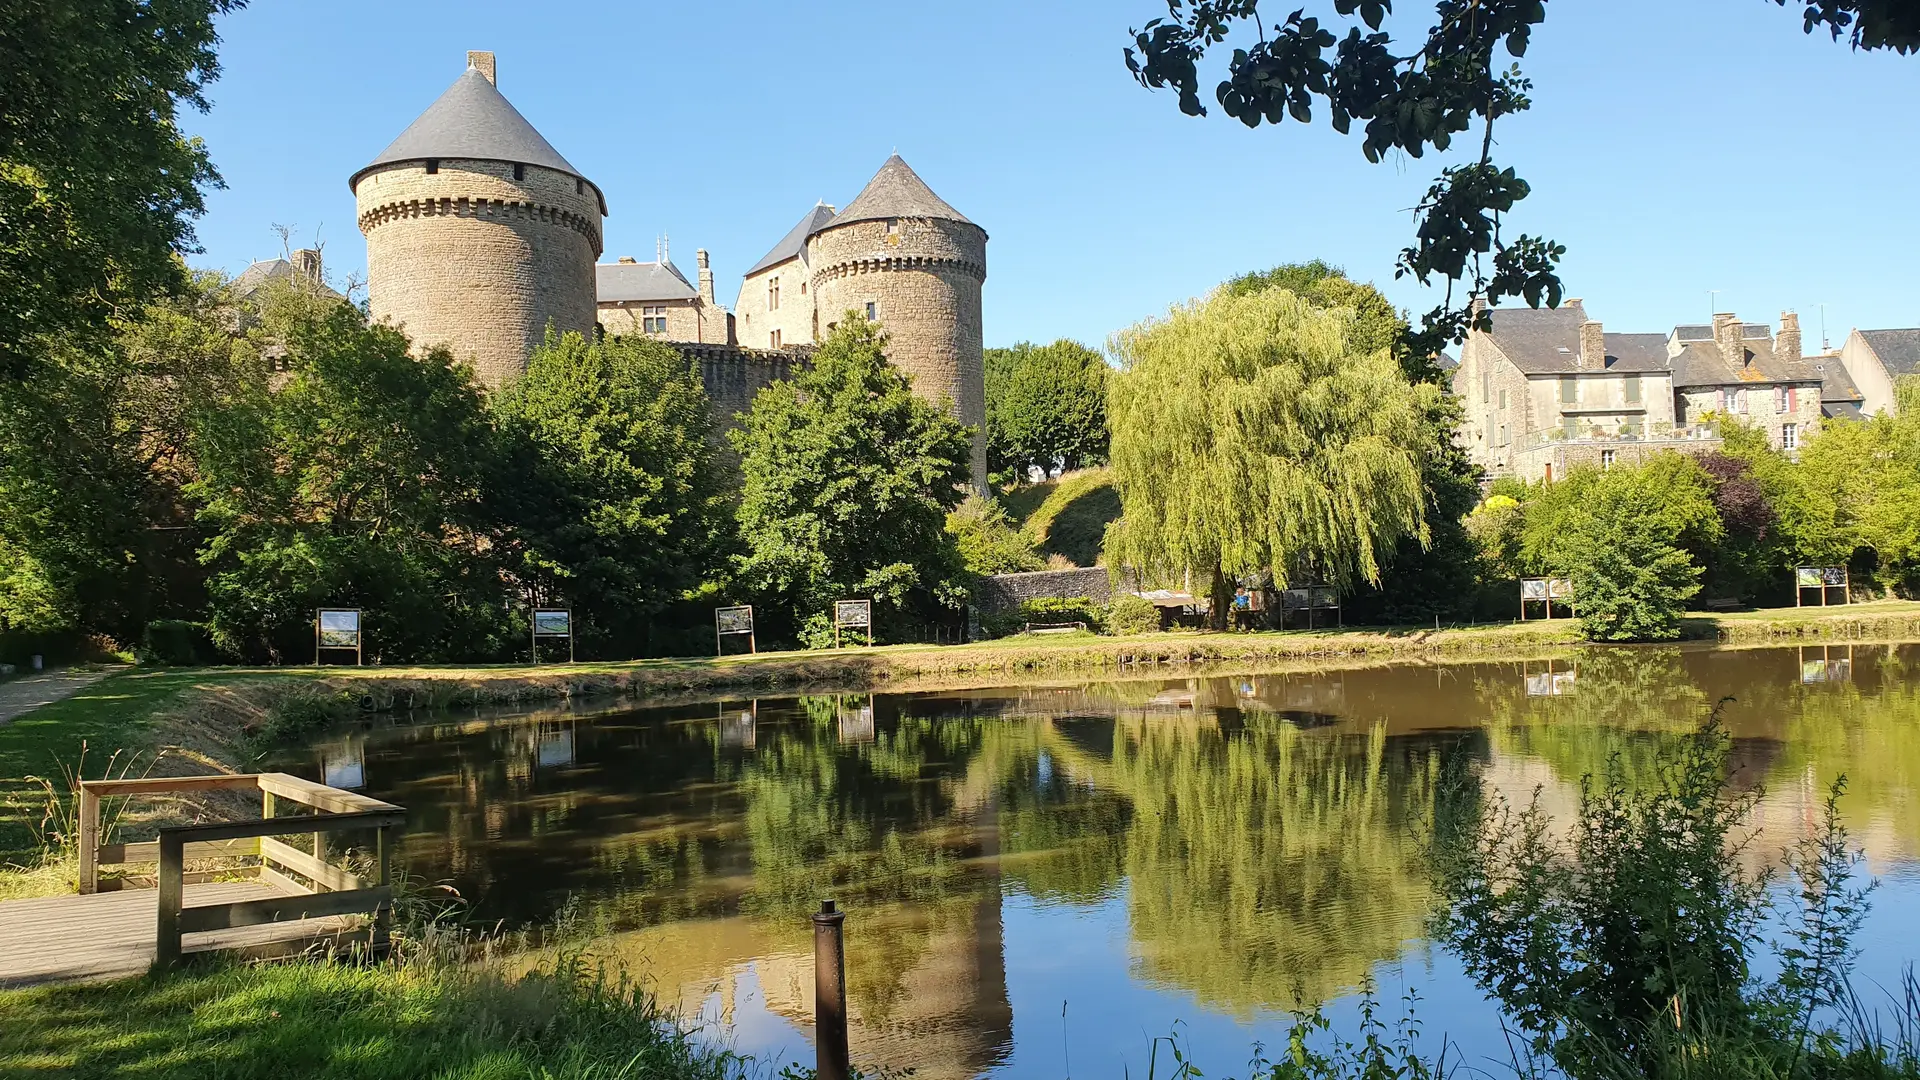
<box><xmin>1806</xmin><ymin>353</ymin><xmax>1867</xmax><ymax>421</ymax></box>
<box><xmin>1836</xmin><ymin>328</ymin><xmax>1920</xmax><ymax>416</ymax></box>
<box><xmin>1455</xmin><ymin>301</ymin><xmax>1821</xmax><ymax>482</ymax></box>
<box><xmin>595</xmin><ymin>248</ymin><xmax>731</xmax><ymax>344</ymax></box>
<box><xmin>735</xmin><ymin>203</ymin><xmax>836</xmax><ymax>351</ymax></box>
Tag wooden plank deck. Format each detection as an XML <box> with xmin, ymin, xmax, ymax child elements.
<box><xmin>0</xmin><ymin>881</ymin><xmax>362</xmax><ymax>989</ymax></box>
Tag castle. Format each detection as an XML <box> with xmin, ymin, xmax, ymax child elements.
<box><xmin>352</xmin><ymin>51</ymin><xmax>988</xmax><ymax>488</ymax></box>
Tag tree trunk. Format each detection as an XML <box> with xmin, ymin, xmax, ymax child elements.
<box><xmin>1208</xmin><ymin>565</ymin><xmax>1231</xmax><ymax>632</ymax></box>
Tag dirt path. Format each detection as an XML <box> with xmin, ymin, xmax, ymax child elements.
<box><xmin>0</xmin><ymin>669</ymin><xmax>113</xmax><ymax>727</ymax></box>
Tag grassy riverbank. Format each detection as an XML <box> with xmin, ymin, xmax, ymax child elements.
<box><xmin>0</xmin><ymin>953</ymin><xmax>743</xmax><ymax>1080</ymax></box>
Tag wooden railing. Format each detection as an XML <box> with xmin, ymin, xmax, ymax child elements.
<box><xmin>77</xmin><ymin>773</ymin><xmax>404</xmax><ymax>966</ymax></box>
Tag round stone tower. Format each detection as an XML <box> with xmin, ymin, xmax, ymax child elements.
<box><xmin>809</xmin><ymin>156</ymin><xmax>988</xmax><ymax>490</ymax></box>
<box><xmin>351</xmin><ymin>51</ymin><xmax>605</xmax><ymax>387</ymax></box>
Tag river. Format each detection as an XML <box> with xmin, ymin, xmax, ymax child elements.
<box><xmin>281</xmin><ymin>643</ymin><xmax>1920</xmax><ymax>1079</ymax></box>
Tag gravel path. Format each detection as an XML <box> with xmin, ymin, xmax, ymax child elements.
<box><xmin>0</xmin><ymin>668</ymin><xmax>113</xmax><ymax>727</ymax></box>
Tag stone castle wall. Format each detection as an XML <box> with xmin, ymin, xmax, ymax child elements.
<box><xmin>809</xmin><ymin>217</ymin><xmax>987</xmax><ymax>489</ymax></box>
<box><xmin>355</xmin><ymin>158</ymin><xmax>602</xmax><ymax>387</ymax></box>
<box><xmin>675</xmin><ymin>342</ymin><xmax>801</xmax><ymax>429</ymax></box>
<box><xmin>736</xmin><ymin>260</ymin><xmax>818</xmax><ymax>350</ymax></box>
<box><xmin>599</xmin><ymin>298</ymin><xmax>731</xmax><ymax>344</ymax></box>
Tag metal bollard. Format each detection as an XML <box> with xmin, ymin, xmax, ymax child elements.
<box><xmin>812</xmin><ymin>899</ymin><xmax>850</xmax><ymax>1080</ymax></box>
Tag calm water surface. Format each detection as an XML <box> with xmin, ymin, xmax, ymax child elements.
<box><xmin>286</xmin><ymin>644</ymin><xmax>1920</xmax><ymax>1079</ymax></box>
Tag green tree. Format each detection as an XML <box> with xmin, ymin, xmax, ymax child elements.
<box><xmin>731</xmin><ymin>319</ymin><xmax>974</xmax><ymax>646</ymax></box>
<box><xmin>1518</xmin><ymin>454</ymin><xmax>1723</xmax><ymax>576</ymax></box>
<box><xmin>0</xmin><ymin>271</ymin><xmax>243</xmax><ymax>645</ymax></box>
<box><xmin>1796</xmin><ymin>381</ymin><xmax>1920</xmax><ymax>595</ymax></box>
<box><xmin>1</xmin><ymin>1</ymin><xmax>244</xmax><ymax>379</ymax></box>
<box><xmin>984</xmin><ymin>340</ymin><xmax>1110</xmax><ymax>482</ymax></box>
<box><xmin>1105</xmin><ymin>285</ymin><xmax>1435</xmax><ymax>627</ymax></box>
<box><xmin>492</xmin><ymin>331</ymin><xmax>730</xmax><ymax>657</ymax></box>
<box><xmin>187</xmin><ymin>289</ymin><xmax>510</xmax><ymax>663</ymax></box>
<box><xmin>946</xmin><ymin>495</ymin><xmax>1043</xmax><ymax>577</ymax></box>
<box><xmin>1123</xmin><ymin>0</ymin><xmax>1917</xmax><ymax>355</ymax></box>
<box><xmin>1551</xmin><ymin>466</ymin><xmax>1706</xmax><ymax>642</ymax></box>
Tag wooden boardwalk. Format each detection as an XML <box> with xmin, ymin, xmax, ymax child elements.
<box><xmin>0</xmin><ymin>880</ymin><xmax>362</xmax><ymax>988</ymax></box>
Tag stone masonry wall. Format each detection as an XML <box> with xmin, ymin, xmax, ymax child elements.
<box><xmin>809</xmin><ymin>216</ymin><xmax>987</xmax><ymax>490</ymax></box>
<box><xmin>599</xmin><ymin>297</ymin><xmax>731</xmax><ymax>344</ymax></box>
<box><xmin>973</xmin><ymin>567</ymin><xmax>1113</xmax><ymax>616</ymax></box>
<box><xmin>356</xmin><ymin>158</ymin><xmax>602</xmax><ymax>387</ymax></box>
<box><xmin>674</xmin><ymin>343</ymin><xmax>800</xmax><ymax>430</ymax></box>
<box><xmin>736</xmin><ymin>260</ymin><xmax>818</xmax><ymax>350</ymax></box>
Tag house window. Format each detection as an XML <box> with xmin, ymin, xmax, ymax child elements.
<box><xmin>641</xmin><ymin>305</ymin><xmax>668</xmax><ymax>334</ymax></box>
<box><xmin>1499</xmin><ymin>423</ymin><xmax>1510</xmax><ymax>446</ymax></box>
<box><xmin>1562</xmin><ymin>417</ymin><xmax>1579</xmax><ymax>439</ymax></box>
<box><xmin>1624</xmin><ymin>374</ymin><xmax>1641</xmax><ymax>403</ymax></box>
<box><xmin>1498</xmin><ymin>388</ymin><xmax>1509</xmax><ymax>409</ymax></box>
<box><xmin>1482</xmin><ymin>366</ymin><xmax>1492</xmax><ymax>404</ymax></box>
<box><xmin>768</xmin><ymin>277</ymin><xmax>780</xmax><ymax>311</ymax></box>
<box><xmin>1782</xmin><ymin>422</ymin><xmax>1799</xmax><ymax>450</ymax></box>
<box><xmin>1601</xmin><ymin>449</ymin><xmax>1617</xmax><ymax>469</ymax></box>
<box><xmin>864</xmin><ymin>301</ymin><xmax>877</xmax><ymax>321</ymax></box>
<box><xmin>1561</xmin><ymin>377</ymin><xmax>1578</xmax><ymax>404</ymax></box>
<box><xmin>425</xmin><ymin>159</ymin><xmax>440</xmax><ymax>175</ymax></box>
<box><xmin>770</xmin><ymin>329</ymin><xmax>782</xmax><ymax>349</ymax></box>
<box><xmin>1733</xmin><ymin>389</ymin><xmax>1748</xmax><ymax>415</ymax></box>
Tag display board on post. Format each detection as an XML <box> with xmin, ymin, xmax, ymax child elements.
<box><xmin>1519</xmin><ymin>578</ymin><xmax>1574</xmax><ymax>620</ymax></box>
<box><xmin>532</xmin><ymin>608</ymin><xmax>575</xmax><ymax>663</ymax></box>
<box><xmin>315</xmin><ymin>608</ymin><xmax>364</xmax><ymax>666</ymax></box>
<box><xmin>833</xmin><ymin>600</ymin><xmax>873</xmax><ymax>648</ymax></box>
<box><xmin>1795</xmin><ymin>567</ymin><xmax>1850</xmax><ymax>607</ymax></box>
<box><xmin>1278</xmin><ymin>586</ymin><xmax>1341</xmax><ymax>630</ymax></box>
<box><xmin>715</xmin><ymin>605</ymin><xmax>756</xmax><ymax>656</ymax></box>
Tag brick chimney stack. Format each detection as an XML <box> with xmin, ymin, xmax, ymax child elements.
<box><xmin>696</xmin><ymin>248</ymin><xmax>715</xmax><ymax>305</ymax></box>
<box><xmin>289</xmin><ymin>248</ymin><xmax>322</xmax><ymax>288</ymax></box>
<box><xmin>468</xmin><ymin>50</ymin><xmax>496</xmax><ymax>85</ymax></box>
<box><xmin>1580</xmin><ymin>320</ymin><xmax>1605</xmax><ymax>371</ymax></box>
<box><xmin>1777</xmin><ymin>311</ymin><xmax>1802</xmax><ymax>361</ymax></box>
<box><xmin>1713</xmin><ymin>312</ymin><xmax>1741</xmax><ymax>367</ymax></box>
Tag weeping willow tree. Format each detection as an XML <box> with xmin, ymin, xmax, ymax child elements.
<box><xmin>1106</xmin><ymin>287</ymin><xmax>1437</xmax><ymax>625</ymax></box>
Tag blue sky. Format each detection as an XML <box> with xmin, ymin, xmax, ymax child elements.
<box><xmin>184</xmin><ymin>0</ymin><xmax>1920</xmax><ymax>353</ymax></box>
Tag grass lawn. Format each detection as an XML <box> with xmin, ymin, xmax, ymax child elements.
<box><xmin>0</xmin><ymin>956</ymin><xmax>742</xmax><ymax>1080</ymax></box>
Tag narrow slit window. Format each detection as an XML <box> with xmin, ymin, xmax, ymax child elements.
<box><xmin>425</xmin><ymin>159</ymin><xmax>440</xmax><ymax>175</ymax></box>
<box><xmin>513</xmin><ymin>163</ymin><xmax>525</xmax><ymax>181</ymax></box>
<box><xmin>865</xmin><ymin>301</ymin><xmax>877</xmax><ymax>321</ymax></box>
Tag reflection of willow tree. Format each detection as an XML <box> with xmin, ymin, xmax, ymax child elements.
<box><xmin>1073</xmin><ymin>715</ymin><xmax>1454</xmax><ymax>1015</ymax></box>
<box><xmin>1479</xmin><ymin>649</ymin><xmax>1714</xmax><ymax>793</ymax></box>
<box><xmin>989</xmin><ymin>720</ymin><xmax>1133</xmax><ymax>903</ymax></box>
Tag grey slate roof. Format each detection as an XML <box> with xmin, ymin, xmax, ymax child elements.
<box><xmin>1600</xmin><ymin>333</ymin><xmax>1673</xmax><ymax>373</ymax></box>
<box><xmin>1859</xmin><ymin>328</ymin><xmax>1920</xmax><ymax>375</ymax></box>
<box><xmin>1825</xmin><ymin>401</ymin><xmax>1865</xmax><ymax>422</ymax></box>
<box><xmin>231</xmin><ymin>258</ymin><xmax>343</xmax><ymax>301</ymax></box>
<box><xmin>1670</xmin><ymin>337</ymin><xmax>1820</xmax><ymax>388</ymax></box>
<box><xmin>350</xmin><ymin>68</ymin><xmax>606</xmax><ymax>214</ymax></box>
<box><xmin>744</xmin><ymin>203</ymin><xmax>836</xmax><ymax>278</ymax></box>
<box><xmin>596</xmin><ymin>260</ymin><xmax>697</xmax><ymax>304</ymax></box>
<box><xmin>829</xmin><ymin>155</ymin><xmax>979</xmax><ymax>231</ymax></box>
<box><xmin>1808</xmin><ymin>354</ymin><xmax>1864</xmax><ymax>405</ymax></box>
<box><xmin>1480</xmin><ymin>300</ymin><xmax>1589</xmax><ymax>373</ymax></box>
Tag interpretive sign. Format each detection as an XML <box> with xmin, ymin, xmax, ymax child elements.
<box><xmin>1278</xmin><ymin>586</ymin><xmax>1341</xmax><ymax>629</ymax></box>
<box><xmin>1518</xmin><ymin>579</ymin><xmax>1574</xmax><ymax>620</ymax></box>
<box><xmin>532</xmin><ymin>608</ymin><xmax>575</xmax><ymax>663</ymax></box>
<box><xmin>715</xmin><ymin>605</ymin><xmax>756</xmax><ymax>656</ymax></box>
<box><xmin>1795</xmin><ymin>567</ymin><xmax>1850</xmax><ymax>607</ymax></box>
<box><xmin>315</xmin><ymin>608</ymin><xmax>363</xmax><ymax>666</ymax></box>
<box><xmin>834</xmin><ymin>599</ymin><xmax>873</xmax><ymax>648</ymax></box>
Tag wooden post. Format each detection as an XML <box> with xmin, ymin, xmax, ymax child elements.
<box><xmin>812</xmin><ymin>899</ymin><xmax>850</xmax><ymax>1080</ymax></box>
<box><xmin>156</xmin><ymin>832</ymin><xmax>184</xmax><ymax>968</ymax></box>
<box><xmin>77</xmin><ymin>785</ymin><xmax>100</xmax><ymax>894</ymax></box>
<box><xmin>371</xmin><ymin>824</ymin><xmax>392</xmax><ymax>954</ymax></box>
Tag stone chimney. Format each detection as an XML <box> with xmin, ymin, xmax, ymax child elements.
<box><xmin>696</xmin><ymin>249</ymin><xmax>715</xmax><ymax>305</ymax></box>
<box><xmin>1580</xmin><ymin>319</ymin><xmax>1605</xmax><ymax>371</ymax></box>
<box><xmin>617</xmin><ymin>256</ymin><xmax>637</xmax><ymax>264</ymax></box>
<box><xmin>1713</xmin><ymin>312</ymin><xmax>1742</xmax><ymax>367</ymax></box>
<box><xmin>468</xmin><ymin>50</ymin><xmax>496</xmax><ymax>85</ymax></box>
<box><xmin>1777</xmin><ymin>311</ymin><xmax>1802</xmax><ymax>361</ymax></box>
<box><xmin>289</xmin><ymin>248</ymin><xmax>322</xmax><ymax>287</ymax></box>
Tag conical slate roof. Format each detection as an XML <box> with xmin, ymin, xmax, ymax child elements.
<box><xmin>744</xmin><ymin>202</ymin><xmax>837</xmax><ymax>277</ymax></box>
<box><xmin>349</xmin><ymin>67</ymin><xmax>605</xmax><ymax>214</ymax></box>
<box><xmin>828</xmin><ymin>155</ymin><xmax>976</xmax><ymax>230</ymax></box>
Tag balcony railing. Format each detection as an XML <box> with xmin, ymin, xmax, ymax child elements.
<box><xmin>1514</xmin><ymin>421</ymin><xmax>1720</xmax><ymax>453</ymax></box>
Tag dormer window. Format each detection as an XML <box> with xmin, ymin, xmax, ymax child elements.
<box><xmin>425</xmin><ymin>159</ymin><xmax>440</xmax><ymax>175</ymax></box>
<box><xmin>886</xmin><ymin>219</ymin><xmax>899</xmax><ymax>236</ymax></box>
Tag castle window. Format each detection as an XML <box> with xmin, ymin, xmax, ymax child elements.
<box><xmin>575</xmin><ymin>178</ymin><xmax>584</xmax><ymax>194</ymax></box>
<box><xmin>799</xmin><ymin>280</ymin><xmax>806</xmax><ymax>296</ymax></box>
<box><xmin>513</xmin><ymin>163</ymin><xmax>525</xmax><ymax>181</ymax></box>
<box><xmin>768</xmin><ymin>277</ymin><xmax>780</xmax><ymax>311</ymax></box>
<box><xmin>425</xmin><ymin>159</ymin><xmax>440</xmax><ymax>175</ymax></box>
<box><xmin>642</xmin><ymin>305</ymin><xmax>668</xmax><ymax>334</ymax></box>
<box><xmin>770</xmin><ymin>329</ymin><xmax>782</xmax><ymax>349</ymax></box>
<box><xmin>865</xmin><ymin>301</ymin><xmax>877</xmax><ymax>321</ymax></box>
<box><xmin>886</xmin><ymin>219</ymin><xmax>899</xmax><ymax>236</ymax></box>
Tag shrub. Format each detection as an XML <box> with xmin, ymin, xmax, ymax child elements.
<box><xmin>136</xmin><ymin>619</ymin><xmax>215</xmax><ymax>667</ymax></box>
<box><xmin>978</xmin><ymin>596</ymin><xmax>1104</xmax><ymax>638</ymax></box>
<box><xmin>1109</xmin><ymin>593</ymin><xmax>1160</xmax><ymax>635</ymax></box>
